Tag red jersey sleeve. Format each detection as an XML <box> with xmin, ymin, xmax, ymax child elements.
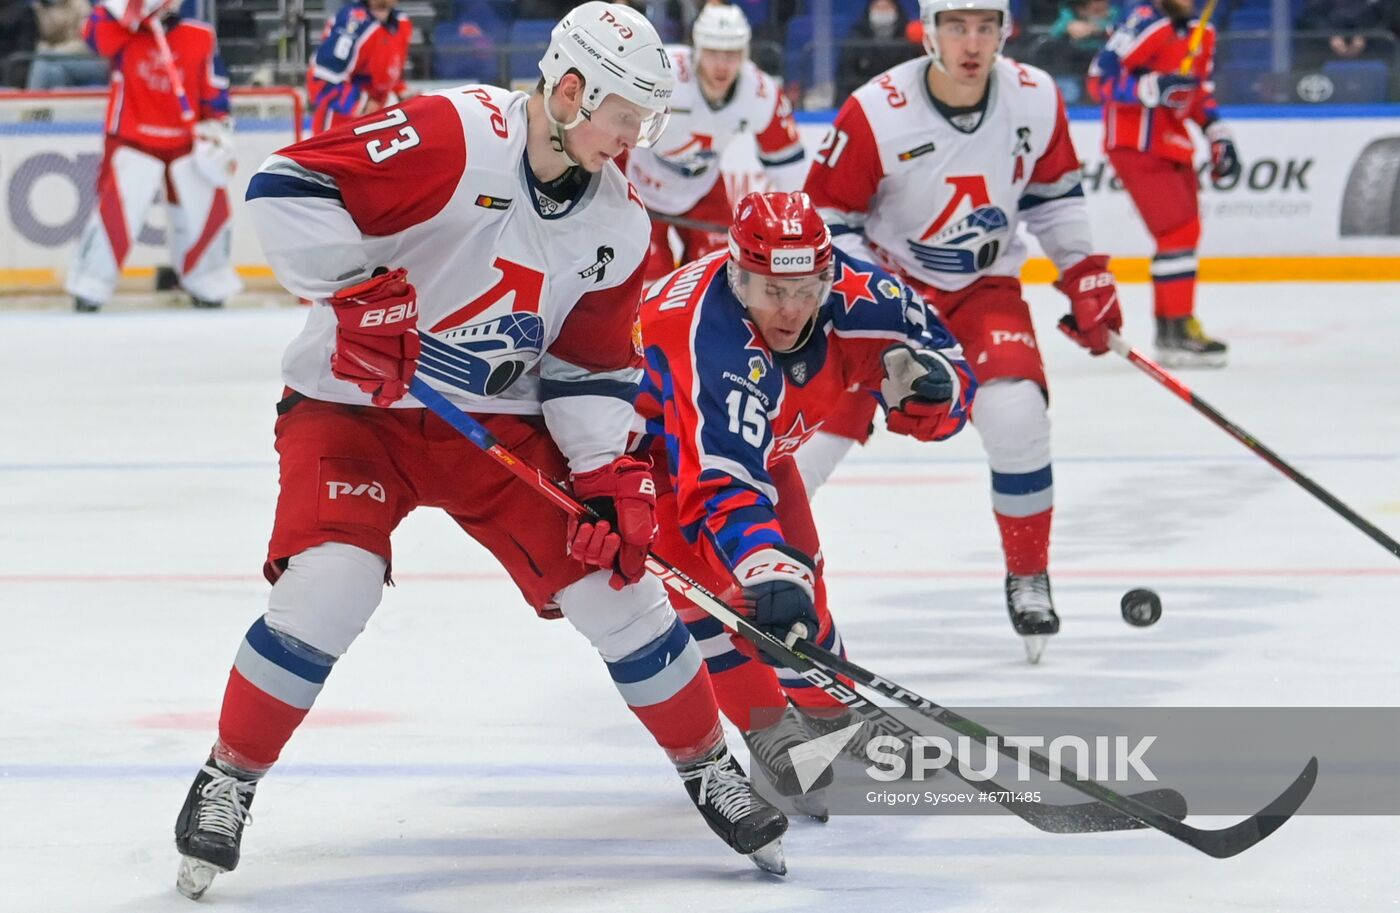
<box><xmin>84</xmin><ymin>8</ymin><xmax>137</xmax><ymax>58</ymax></box>
<box><xmin>277</xmin><ymin>93</ymin><xmax>465</xmax><ymax>237</ymax></box>
<box><xmin>1028</xmin><ymin>89</ymin><xmax>1082</xmax><ymax>187</ymax></box>
<box><xmin>549</xmin><ymin>259</ymin><xmax>646</xmax><ymax>375</ymax></box>
<box><xmin>802</xmin><ymin>96</ymin><xmax>885</xmax><ymax>226</ymax></box>
<box><xmin>753</xmin><ymin>75</ymin><xmax>802</xmax><ymax>162</ymax></box>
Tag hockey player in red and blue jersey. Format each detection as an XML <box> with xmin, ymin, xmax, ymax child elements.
<box><xmin>1089</xmin><ymin>0</ymin><xmax>1241</xmax><ymax>366</ymax></box>
<box><xmin>635</xmin><ymin>191</ymin><xmax>974</xmax><ymax>795</ymax></box>
<box><xmin>306</xmin><ymin>0</ymin><xmax>414</xmax><ymax>135</ymax></box>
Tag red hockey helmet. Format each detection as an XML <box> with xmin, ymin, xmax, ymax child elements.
<box><xmin>727</xmin><ymin>192</ymin><xmax>834</xmax><ymax>352</ymax></box>
<box><xmin>727</xmin><ymin>191</ymin><xmax>833</xmax><ymax>278</ymax></box>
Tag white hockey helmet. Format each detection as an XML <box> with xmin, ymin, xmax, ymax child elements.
<box><xmin>539</xmin><ymin>2</ymin><xmax>675</xmax><ymax>151</ymax></box>
<box><xmin>692</xmin><ymin>3</ymin><xmax>752</xmax><ymax>53</ymax></box>
<box><xmin>918</xmin><ymin>0</ymin><xmax>1012</xmax><ymax>72</ymax></box>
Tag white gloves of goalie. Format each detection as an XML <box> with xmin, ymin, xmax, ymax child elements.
<box><xmin>193</xmin><ymin>119</ymin><xmax>236</xmax><ymax>188</ymax></box>
<box><xmin>103</xmin><ymin>0</ymin><xmax>179</xmax><ymax>30</ymax></box>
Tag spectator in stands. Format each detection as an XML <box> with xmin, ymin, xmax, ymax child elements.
<box><xmin>27</xmin><ymin>0</ymin><xmax>109</xmax><ymax>89</ymax></box>
<box><xmin>1295</xmin><ymin>0</ymin><xmax>1392</xmax><ymax>71</ymax></box>
<box><xmin>0</xmin><ymin>1</ymin><xmax>39</xmax><ymax>88</ymax></box>
<box><xmin>837</xmin><ymin>0</ymin><xmax>922</xmax><ymax>98</ymax></box>
<box><xmin>1039</xmin><ymin>0</ymin><xmax>1117</xmax><ymax>77</ymax></box>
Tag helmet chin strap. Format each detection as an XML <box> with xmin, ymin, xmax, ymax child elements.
<box><xmin>773</xmin><ymin>314</ymin><xmax>819</xmax><ymax>354</ymax></box>
<box><xmin>541</xmin><ymin>78</ymin><xmax>585</xmax><ymax>167</ymax></box>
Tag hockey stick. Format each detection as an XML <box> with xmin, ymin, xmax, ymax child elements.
<box><xmin>405</xmin><ymin>376</ymin><xmax>1179</xmax><ymax>834</ymax></box>
<box><xmin>1178</xmin><ymin>0</ymin><xmax>1220</xmax><ymax>75</ymax></box>
<box><xmin>149</xmin><ymin>12</ymin><xmax>196</xmax><ymax>124</ymax></box>
<box><xmin>798</xmin><ymin>639</ymin><xmax>1317</xmax><ymax>858</ymax></box>
<box><xmin>1108</xmin><ymin>332</ymin><xmax>1400</xmax><ymax>561</ymax></box>
<box><xmin>647</xmin><ymin>208</ymin><xmax>727</xmax><ymax>235</ymax></box>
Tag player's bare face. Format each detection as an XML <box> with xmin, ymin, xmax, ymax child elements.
<box><xmin>697</xmin><ymin>49</ymin><xmax>744</xmax><ymax>101</ymax></box>
<box><xmin>367</xmin><ymin>0</ymin><xmax>397</xmax><ymax>22</ymax></box>
<box><xmin>934</xmin><ymin>11</ymin><xmax>1000</xmax><ymax>86</ymax></box>
<box><xmin>567</xmin><ymin>95</ymin><xmax>655</xmax><ymax>172</ymax></box>
<box><xmin>743</xmin><ymin>274</ymin><xmax>827</xmax><ymax>352</ymax></box>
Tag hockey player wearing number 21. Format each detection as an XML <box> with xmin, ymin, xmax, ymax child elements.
<box><xmin>800</xmin><ymin>0</ymin><xmax>1124</xmax><ymax>663</ymax></box>
<box><xmin>171</xmin><ymin>2</ymin><xmax>790</xmax><ymax>901</ymax></box>
<box><xmin>69</xmin><ymin>0</ymin><xmax>240</xmax><ymax>312</ymax></box>
<box><xmin>635</xmin><ymin>191</ymin><xmax>976</xmax><ymax>800</ymax></box>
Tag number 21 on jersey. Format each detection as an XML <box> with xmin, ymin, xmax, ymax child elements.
<box><xmin>353</xmin><ymin>108</ymin><xmax>420</xmax><ymax>164</ymax></box>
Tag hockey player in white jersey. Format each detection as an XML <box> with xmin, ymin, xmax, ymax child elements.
<box><xmin>624</xmin><ymin>3</ymin><xmax>807</xmax><ymax>284</ymax></box>
<box><xmin>801</xmin><ymin>0</ymin><xmax>1124</xmax><ymax>662</ymax></box>
<box><xmin>170</xmin><ymin>3</ymin><xmax>787</xmax><ymax>900</ymax></box>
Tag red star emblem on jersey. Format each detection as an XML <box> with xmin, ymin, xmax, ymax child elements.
<box><xmin>742</xmin><ymin>319</ymin><xmax>772</xmax><ymax>366</ymax></box>
<box><xmin>773</xmin><ymin>411</ymin><xmax>822</xmax><ymax>456</ymax></box>
<box><xmin>831</xmin><ymin>262</ymin><xmax>877</xmax><ymax>313</ymax></box>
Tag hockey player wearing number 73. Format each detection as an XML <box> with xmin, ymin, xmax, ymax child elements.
<box><xmin>800</xmin><ymin>0</ymin><xmax>1124</xmax><ymax>664</ymax></box>
<box><xmin>170</xmin><ymin>2</ymin><xmax>790</xmax><ymax>901</ymax></box>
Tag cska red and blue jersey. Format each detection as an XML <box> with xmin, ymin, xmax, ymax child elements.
<box><xmin>1088</xmin><ymin>4</ymin><xmax>1220</xmax><ymax>164</ymax></box>
<box><xmin>636</xmin><ymin>247</ymin><xmax>975</xmax><ymax>573</ymax></box>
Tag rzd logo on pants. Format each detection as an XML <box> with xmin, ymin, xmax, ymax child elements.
<box><xmin>325</xmin><ymin>480</ymin><xmax>386</xmax><ymax>503</ymax></box>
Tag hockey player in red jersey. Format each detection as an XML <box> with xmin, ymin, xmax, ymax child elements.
<box><xmin>68</xmin><ymin>0</ymin><xmax>240</xmax><ymax>312</ymax></box>
<box><xmin>801</xmin><ymin>0</ymin><xmax>1123</xmax><ymax>662</ymax></box>
<box><xmin>307</xmin><ymin>0</ymin><xmax>415</xmax><ymax>135</ymax></box>
<box><xmin>171</xmin><ymin>4</ymin><xmax>789</xmax><ymax>900</ymax></box>
<box><xmin>1089</xmin><ymin>0</ymin><xmax>1240</xmax><ymax>367</ymax></box>
<box><xmin>624</xmin><ymin>3</ymin><xmax>807</xmax><ymax>284</ymax></box>
<box><xmin>635</xmin><ymin>191</ymin><xmax>975</xmax><ymax>796</ymax></box>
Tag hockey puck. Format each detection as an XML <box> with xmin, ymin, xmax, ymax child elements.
<box><xmin>1120</xmin><ymin>588</ymin><xmax>1162</xmax><ymax>627</ymax></box>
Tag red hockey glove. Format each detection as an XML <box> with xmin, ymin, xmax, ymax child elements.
<box><xmin>327</xmin><ymin>268</ymin><xmax>420</xmax><ymax>407</ymax></box>
<box><xmin>1055</xmin><ymin>255</ymin><xmax>1122</xmax><ymax>356</ymax></box>
<box><xmin>881</xmin><ymin>344</ymin><xmax>965</xmax><ymax>442</ymax></box>
<box><xmin>567</xmin><ymin>456</ymin><xmax>658</xmax><ymax>590</ymax></box>
<box><xmin>1206</xmin><ymin>121</ymin><xmax>1242</xmax><ymax>182</ymax></box>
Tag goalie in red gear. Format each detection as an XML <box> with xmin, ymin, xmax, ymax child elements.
<box><xmin>635</xmin><ymin>191</ymin><xmax>975</xmax><ymax>801</ymax></box>
<box><xmin>68</xmin><ymin>0</ymin><xmax>241</xmax><ymax>312</ymax></box>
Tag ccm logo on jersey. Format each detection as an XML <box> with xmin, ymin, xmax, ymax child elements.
<box><xmin>326</xmin><ymin>481</ymin><xmax>387</xmax><ymax>502</ymax></box>
<box><xmin>358</xmin><ymin>302</ymin><xmax>417</xmax><ymax>329</ymax></box>
<box><xmin>771</xmin><ymin>248</ymin><xmax>816</xmax><ymax>273</ymax></box>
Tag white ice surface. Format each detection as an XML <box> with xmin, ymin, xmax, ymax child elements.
<box><xmin>2</xmin><ymin>283</ymin><xmax>1398</xmax><ymax>912</ymax></box>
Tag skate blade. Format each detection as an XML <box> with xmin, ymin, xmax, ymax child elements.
<box><xmin>1154</xmin><ymin>350</ymin><xmax>1227</xmax><ymax>370</ymax></box>
<box><xmin>748</xmin><ymin>837</ymin><xmax>787</xmax><ymax>876</ymax></box>
<box><xmin>176</xmin><ymin>856</ymin><xmax>225</xmax><ymax>900</ymax></box>
<box><xmin>1022</xmin><ymin>635</ymin><xmax>1047</xmax><ymax>664</ymax></box>
<box><xmin>792</xmin><ymin>792</ymin><xmax>829</xmax><ymax>824</ymax></box>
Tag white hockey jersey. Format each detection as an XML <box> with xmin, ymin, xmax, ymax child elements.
<box><xmin>624</xmin><ymin>46</ymin><xmax>805</xmax><ymax>215</ymax></box>
<box><xmin>804</xmin><ymin>56</ymin><xmax>1094</xmax><ymax>293</ymax></box>
<box><xmin>246</xmin><ymin>86</ymin><xmax>652</xmax><ymax>473</ymax></box>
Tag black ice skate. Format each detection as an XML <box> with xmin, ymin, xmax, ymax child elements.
<box><xmin>679</xmin><ymin>745</ymin><xmax>789</xmax><ymax>875</ymax></box>
<box><xmin>742</xmin><ymin>713</ymin><xmax>832</xmax><ymax>822</ymax></box>
<box><xmin>1005</xmin><ymin>572</ymin><xmax>1060</xmax><ymax>664</ymax></box>
<box><xmin>73</xmin><ymin>296</ymin><xmax>101</xmax><ymax>313</ymax></box>
<box><xmin>1154</xmin><ymin>316</ymin><xmax>1228</xmax><ymax>368</ymax></box>
<box><xmin>174</xmin><ymin>758</ymin><xmax>259</xmax><ymax>900</ymax></box>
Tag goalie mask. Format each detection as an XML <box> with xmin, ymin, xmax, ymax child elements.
<box><xmin>727</xmin><ymin>192</ymin><xmax>834</xmax><ymax>354</ymax></box>
<box><xmin>539</xmin><ymin>2</ymin><xmax>675</xmax><ymax>158</ymax></box>
<box><xmin>918</xmin><ymin>0</ymin><xmax>1012</xmax><ymax>74</ymax></box>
